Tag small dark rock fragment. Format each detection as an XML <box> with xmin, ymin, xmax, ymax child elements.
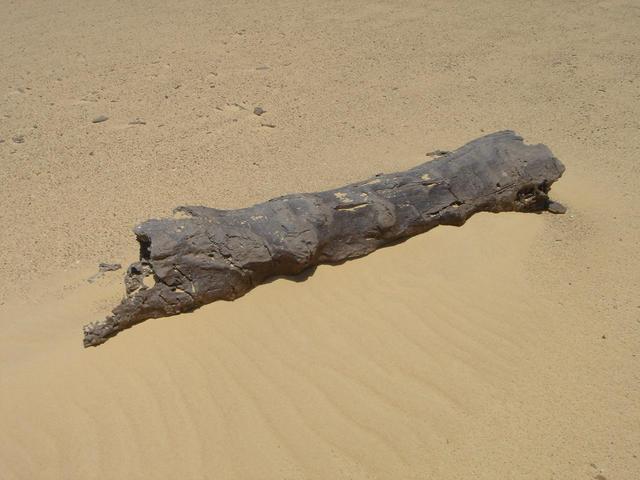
<box><xmin>12</xmin><ymin>134</ymin><xmax>25</xmax><ymax>144</ymax></box>
<box><xmin>99</xmin><ymin>263</ymin><xmax>122</xmax><ymax>272</ymax></box>
<box><xmin>426</xmin><ymin>149</ymin><xmax>449</xmax><ymax>157</ymax></box>
<box><xmin>547</xmin><ymin>201</ymin><xmax>567</xmax><ymax>214</ymax></box>
<box><xmin>260</xmin><ymin>123</ymin><xmax>276</xmax><ymax>128</ymax></box>
<box><xmin>87</xmin><ymin>263</ymin><xmax>122</xmax><ymax>283</ymax></box>
<box><xmin>129</xmin><ymin>118</ymin><xmax>146</xmax><ymax>125</ymax></box>
<box><xmin>253</xmin><ymin>106</ymin><xmax>266</xmax><ymax>116</ymax></box>
<box><xmin>92</xmin><ymin>115</ymin><xmax>109</xmax><ymax>124</ymax></box>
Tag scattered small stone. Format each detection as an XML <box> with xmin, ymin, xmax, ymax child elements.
<box><xmin>12</xmin><ymin>134</ymin><xmax>25</xmax><ymax>144</ymax></box>
<box><xmin>92</xmin><ymin>115</ymin><xmax>109</xmax><ymax>123</ymax></box>
<box><xmin>0</xmin><ymin>138</ymin><xmax>4</xmax><ymax>143</ymax></box>
<box><xmin>89</xmin><ymin>151</ymin><xmax>94</xmax><ymax>156</ymax></box>
<box><xmin>129</xmin><ymin>118</ymin><xmax>147</xmax><ymax>125</ymax></box>
<box><xmin>426</xmin><ymin>149</ymin><xmax>449</xmax><ymax>157</ymax></box>
<box><xmin>260</xmin><ymin>123</ymin><xmax>276</xmax><ymax>128</ymax></box>
<box><xmin>547</xmin><ymin>201</ymin><xmax>567</xmax><ymax>214</ymax></box>
<box><xmin>601</xmin><ymin>335</ymin><xmax>606</xmax><ymax>339</ymax></box>
<box><xmin>253</xmin><ymin>106</ymin><xmax>266</xmax><ymax>116</ymax></box>
<box><xmin>87</xmin><ymin>263</ymin><xmax>122</xmax><ymax>283</ymax></box>
<box><xmin>99</xmin><ymin>263</ymin><xmax>122</xmax><ymax>272</ymax></box>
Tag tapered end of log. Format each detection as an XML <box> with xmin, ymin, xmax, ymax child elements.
<box><xmin>83</xmin><ymin>131</ymin><xmax>566</xmax><ymax>347</ymax></box>
<box><xmin>83</xmin><ymin>319</ymin><xmax>118</xmax><ymax>347</ymax></box>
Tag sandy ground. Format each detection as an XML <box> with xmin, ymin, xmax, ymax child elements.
<box><xmin>1</xmin><ymin>0</ymin><xmax>639</xmax><ymax>478</ymax></box>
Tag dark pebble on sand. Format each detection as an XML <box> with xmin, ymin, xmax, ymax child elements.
<box><xmin>12</xmin><ymin>134</ymin><xmax>25</xmax><ymax>144</ymax></box>
<box><xmin>254</xmin><ymin>106</ymin><xmax>266</xmax><ymax>116</ymax></box>
<box><xmin>99</xmin><ymin>263</ymin><xmax>122</xmax><ymax>272</ymax></box>
<box><xmin>547</xmin><ymin>201</ymin><xmax>567</xmax><ymax>214</ymax></box>
<box><xmin>92</xmin><ymin>115</ymin><xmax>109</xmax><ymax>123</ymax></box>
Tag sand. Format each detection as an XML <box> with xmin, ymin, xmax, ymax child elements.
<box><xmin>1</xmin><ymin>1</ymin><xmax>638</xmax><ymax>478</ymax></box>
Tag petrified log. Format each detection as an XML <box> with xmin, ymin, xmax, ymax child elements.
<box><xmin>83</xmin><ymin>131</ymin><xmax>565</xmax><ymax>347</ymax></box>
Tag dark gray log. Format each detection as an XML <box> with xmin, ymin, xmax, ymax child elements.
<box><xmin>83</xmin><ymin>131</ymin><xmax>565</xmax><ymax>347</ymax></box>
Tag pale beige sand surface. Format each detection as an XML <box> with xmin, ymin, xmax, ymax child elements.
<box><xmin>1</xmin><ymin>1</ymin><xmax>639</xmax><ymax>478</ymax></box>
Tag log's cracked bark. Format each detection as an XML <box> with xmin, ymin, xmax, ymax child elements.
<box><xmin>83</xmin><ymin>131</ymin><xmax>565</xmax><ymax>347</ymax></box>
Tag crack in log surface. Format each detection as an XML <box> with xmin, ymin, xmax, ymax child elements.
<box><xmin>83</xmin><ymin>131</ymin><xmax>565</xmax><ymax>347</ymax></box>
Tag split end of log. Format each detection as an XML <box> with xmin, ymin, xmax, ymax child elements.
<box><xmin>83</xmin><ymin>130</ymin><xmax>566</xmax><ymax>347</ymax></box>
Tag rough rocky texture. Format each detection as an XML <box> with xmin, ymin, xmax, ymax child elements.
<box><xmin>83</xmin><ymin>131</ymin><xmax>565</xmax><ymax>347</ymax></box>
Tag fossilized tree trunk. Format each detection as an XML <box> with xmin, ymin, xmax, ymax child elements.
<box><xmin>84</xmin><ymin>131</ymin><xmax>565</xmax><ymax>347</ymax></box>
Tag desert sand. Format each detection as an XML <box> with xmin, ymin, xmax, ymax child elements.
<box><xmin>0</xmin><ymin>1</ymin><xmax>638</xmax><ymax>478</ymax></box>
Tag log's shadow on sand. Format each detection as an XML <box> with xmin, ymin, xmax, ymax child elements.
<box><xmin>264</xmin><ymin>265</ymin><xmax>319</xmax><ymax>284</ymax></box>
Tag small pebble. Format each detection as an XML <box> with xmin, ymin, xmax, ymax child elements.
<box><xmin>253</xmin><ymin>106</ymin><xmax>266</xmax><ymax>116</ymax></box>
<box><xmin>99</xmin><ymin>263</ymin><xmax>122</xmax><ymax>272</ymax></box>
<box><xmin>260</xmin><ymin>123</ymin><xmax>276</xmax><ymax>128</ymax></box>
<box><xmin>547</xmin><ymin>201</ymin><xmax>567</xmax><ymax>214</ymax></box>
<box><xmin>87</xmin><ymin>263</ymin><xmax>122</xmax><ymax>283</ymax></box>
<box><xmin>129</xmin><ymin>118</ymin><xmax>147</xmax><ymax>125</ymax></box>
<box><xmin>12</xmin><ymin>134</ymin><xmax>25</xmax><ymax>144</ymax></box>
<box><xmin>92</xmin><ymin>115</ymin><xmax>109</xmax><ymax>123</ymax></box>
